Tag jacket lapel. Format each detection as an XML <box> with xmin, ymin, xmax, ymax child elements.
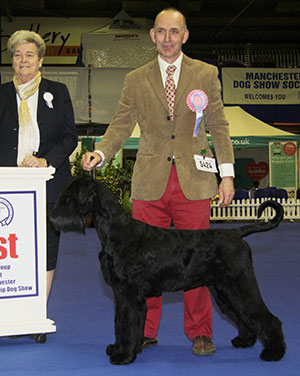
<box><xmin>37</xmin><ymin>78</ymin><xmax>48</xmax><ymax>119</ymax></box>
<box><xmin>146</xmin><ymin>60</ymin><xmax>169</xmax><ymax>112</ymax></box>
<box><xmin>145</xmin><ymin>55</ymin><xmax>194</xmax><ymax>114</ymax></box>
<box><xmin>6</xmin><ymin>82</ymin><xmax>18</xmax><ymax>122</ymax></box>
<box><xmin>174</xmin><ymin>54</ymin><xmax>193</xmax><ymax>109</ymax></box>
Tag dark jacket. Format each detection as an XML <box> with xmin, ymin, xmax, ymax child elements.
<box><xmin>0</xmin><ymin>78</ymin><xmax>78</xmax><ymax>202</ymax></box>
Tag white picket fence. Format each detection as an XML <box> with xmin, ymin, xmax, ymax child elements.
<box><xmin>210</xmin><ymin>198</ymin><xmax>300</xmax><ymax>221</ymax></box>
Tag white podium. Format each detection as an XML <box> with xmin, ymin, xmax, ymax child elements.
<box><xmin>0</xmin><ymin>167</ymin><xmax>56</xmax><ymax>336</ymax></box>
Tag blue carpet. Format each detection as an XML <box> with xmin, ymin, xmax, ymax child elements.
<box><xmin>0</xmin><ymin>222</ymin><xmax>299</xmax><ymax>376</ymax></box>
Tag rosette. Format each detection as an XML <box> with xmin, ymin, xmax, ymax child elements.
<box><xmin>186</xmin><ymin>90</ymin><xmax>208</xmax><ymax>137</ymax></box>
<box><xmin>43</xmin><ymin>92</ymin><xmax>54</xmax><ymax>109</ymax></box>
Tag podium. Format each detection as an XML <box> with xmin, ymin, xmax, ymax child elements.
<box><xmin>0</xmin><ymin>167</ymin><xmax>56</xmax><ymax>336</ymax></box>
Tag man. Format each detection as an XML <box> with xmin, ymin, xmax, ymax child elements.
<box><xmin>82</xmin><ymin>8</ymin><xmax>235</xmax><ymax>356</ymax></box>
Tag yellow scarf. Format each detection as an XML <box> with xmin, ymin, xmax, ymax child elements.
<box><xmin>13</xmin><ymin>72</ymin><xmax>42</xmax><ymax>166</ymax></box>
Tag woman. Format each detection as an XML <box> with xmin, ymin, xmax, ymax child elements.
<box><xmin>0</xmin><ymin>30</ymin><xmax>78</xmax><ymax>340</ymax></box>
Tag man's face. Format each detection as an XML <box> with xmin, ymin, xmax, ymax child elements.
<box><xmin>150</xmin><ymin>10</ymin><xmax>189</xmax><ymax>64</ymax></box>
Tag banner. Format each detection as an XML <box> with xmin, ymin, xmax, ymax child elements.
<box><xmin>1</xmin><ymin>16</ymin><xmax>152</xmax><ymax>65</ymax></box>
<box><xmin>222</xmin><ymin>68</ymin><xmax>300</xmax><ymax>105</ymax></box>
<box><xmin>207</xmin><ymin>135</ymin><xmax>300</xmax><ymax>149</ymax></box>
<box><xmin>1</xmin><ymin>17</ymin><xmax>110</xmax><ymax>64</ymax></box>
<box><xmin>269</xmin><ymin>141</ymin><xmax>298</xmax><ymax>194</ymax></box>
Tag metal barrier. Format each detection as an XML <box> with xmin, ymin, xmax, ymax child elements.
<box><xmin>210</xmin><ymin>198</ymin><xmax>300</xmax><ymax>221</ymax></box>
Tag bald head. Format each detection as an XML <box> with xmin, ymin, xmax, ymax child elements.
<box><xmin>150</xmin><ymin>8</ymin><xmax>189</xmax><ymax>64</ymax></box>
<box><xmin>154</xmin><ymin>8</ymin><xmax>187</xmax><ymax>31</ymax></box>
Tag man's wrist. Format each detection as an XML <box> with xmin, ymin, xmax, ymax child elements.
<box><xmin>222</xmin><ymin>176</ymin><xmax>234</xmax><ymax>180</ymax></box>
<box><xmin>94</xmin><ymin>150</ymin><xmax>105</xmax><ymax>167</ymax></box>
<box><xmin>218</xmin><ymin>163</ymin><xmax>235</xmax><ymax>178</ymax></box>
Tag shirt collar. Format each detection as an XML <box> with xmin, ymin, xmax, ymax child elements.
<box><xmin>158</xmin><ymin>53</ymin><xmax>183</xmax><ymax>73</ymax></box>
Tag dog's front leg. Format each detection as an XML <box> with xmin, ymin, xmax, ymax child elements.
<box><xmin>137</xmin><ymin>300</ymin><xmax>147</xmax><ymax>353</ymax></box>
<box><xmin>106</xmin><ymin>298</ymin><xmax>122</xmax><ymax>357</ymax></box>
<box><xmin>210</xmin><ymin>284</ymin><xmax>257</xmax><ymax>347</ymax></box>
<box><xmin>108</xmin><ymin>290</ymin><xmax>145</xmax><ymax>365</ymax></box>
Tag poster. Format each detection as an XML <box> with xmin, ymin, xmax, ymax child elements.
<box><xmin>269</xmin><ymin>141</ymin><xmax>298</xmax><ymax>195</ymax></box>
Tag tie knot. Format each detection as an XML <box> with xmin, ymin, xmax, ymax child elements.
<box><xmin>166</xmin><ymin>65</ymin><xmax>176</xmax><ymax>76</ymax></box>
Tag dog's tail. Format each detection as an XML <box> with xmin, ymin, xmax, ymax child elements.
<box><xmin>236</xmin><ymin>200</ymin><xmax>284</xmax><ymax>238</ymax></box>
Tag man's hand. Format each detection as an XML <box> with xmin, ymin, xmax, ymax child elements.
<box><xmin>81</xmin><ymin>152</ymin><xmax>101</xmax><ymax>171</ymax></box>
<box><xmin>218</xmin><ymin>176</ymin><xmax>235</xmax><ymax>207</ymax></box>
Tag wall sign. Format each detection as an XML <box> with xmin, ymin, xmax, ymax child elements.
<box><xmin>222</xmin><ymin>68</ymin><xmax>300</xmax><ymax>105</ymax></box>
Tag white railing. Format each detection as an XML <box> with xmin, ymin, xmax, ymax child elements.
<box><xmin>210</xmin><ymin>198</ymin><xmax>300</xmax><ymax>221</ymax></box>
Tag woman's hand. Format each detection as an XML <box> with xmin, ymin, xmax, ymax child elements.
<box><xmin>22</xmin><ymin>155</ymin><xmax>48</xmax><ymax>167</ymax></box>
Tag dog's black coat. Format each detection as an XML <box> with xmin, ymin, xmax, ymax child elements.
<box><xmin>50</xmin><ymin>176</ymin><xmax>286</xmax><ymax>365</ymax></box>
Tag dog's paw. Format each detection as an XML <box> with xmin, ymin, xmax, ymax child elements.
<box><xmin>231</xmin><ymin>335</ymin><xmax>256</xmax><ymax>348</ymax></box>
<box><xmin>260</xmin><ymin>343</ymin><xmax>286</xmax><ymax>361</ymax></box>
<box><xmin>106</xmin><ymin>344</ymin><xmax>119</xmax><ymax>356</ymax></box>
<box><xmin>110</xmin><ymin>352</ymin><xmax>136</xmax><ymax>365</ymax></box>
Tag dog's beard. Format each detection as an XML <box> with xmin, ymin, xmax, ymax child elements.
<box><xmin>50</xmin><ymin>206</ymin><xmax>86</xmax><ymax>234</ymax></box>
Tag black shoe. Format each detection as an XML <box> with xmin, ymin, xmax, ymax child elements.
<box><xmin>31</xmin><ymin>333</ymin><xmax>47</xmax><ymax>343</ymax></box>
<box><xmin>142</xmin><ymin>337</ymin><xmax>158</xmax><ymax>349</ymax></box>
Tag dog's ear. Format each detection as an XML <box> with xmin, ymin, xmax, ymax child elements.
<box><xmin>49</xmin><ymin>176</ymin><xmax>96</xmax><ymax>234</ymax></box>
<box><xmin>50</xmin><ymin>197</ymin><xmax>86</xmax><ymax>234</ymax></box>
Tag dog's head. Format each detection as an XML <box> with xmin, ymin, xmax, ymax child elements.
<box><xmin>50</xmin><ymin>176</ymin><xmax>97</xmax><ymax>234</ymax></box>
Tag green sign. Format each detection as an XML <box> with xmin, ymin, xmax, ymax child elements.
<box><xmin>269</xmin><ymin>141</ymin><xmax>298</xmax><ymax>195</ymax></box>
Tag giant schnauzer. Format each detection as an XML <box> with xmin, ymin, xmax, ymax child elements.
<box><xmin>50</xmin><ymin>176</ymin><xmax>286</xmax><ymax>365</ymax></box>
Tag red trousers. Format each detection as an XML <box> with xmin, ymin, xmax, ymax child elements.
<box><xmin>132</xmin><ymin>165</ymin><xmax>213</xmax><ymax>340</ymax></box>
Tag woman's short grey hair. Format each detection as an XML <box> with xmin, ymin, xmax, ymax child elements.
<box><xmin>7</xmin><ymin>30</ymin><xmax>46</xmax><ymax>59</ymax></box>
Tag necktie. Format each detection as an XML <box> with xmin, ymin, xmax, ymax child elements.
<box><xmin>165</xmin><ymin>65</ymin><xmax>176</xmax><ymax>120</ymax></box>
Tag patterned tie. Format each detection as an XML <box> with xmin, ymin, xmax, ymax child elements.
<box><xmin>165</xmin><ymin>65</ymin><xmax>176</xmax><ymax>120</ymax></box>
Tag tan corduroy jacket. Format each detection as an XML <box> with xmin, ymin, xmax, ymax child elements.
<box><xmin>96</xmin><ymin>54</ymin><xmax>234</xmax><ymax>201</ymax></box>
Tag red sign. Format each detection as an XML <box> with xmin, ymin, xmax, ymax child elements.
<box><xmin>283</xmin><ymin>142</ymin><xmax>297</xmax><ymax>156</ymax></box>
<box><xmin>246</xmin><ymin>161</ymin><xmax>269</xmax><ymax>181</ymax></box>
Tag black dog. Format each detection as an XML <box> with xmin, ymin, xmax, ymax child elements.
<box><xmin>50</xmin><ymin>176</ymin><xmax>286</xmax><ymax>365</ymax></box>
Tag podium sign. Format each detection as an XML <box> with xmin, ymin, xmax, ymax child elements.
<box><xmin>0</xmin><ymin>191</ymin><xmax>39</xmax><ymax>298</ymax></box>
<box><xmin>0</xmin><ymin>167</ymin><xmax>56</xmax><ymax>336</ymax></box>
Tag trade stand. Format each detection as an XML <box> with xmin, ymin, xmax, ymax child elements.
<box><xmin>0</xmin><ymin>167</ymin><xmax>56</xmax><ymax>338</ymax></box>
